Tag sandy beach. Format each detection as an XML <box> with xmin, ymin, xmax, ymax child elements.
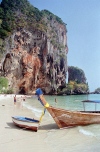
<box><xmin>0</xmin><ymin>94</ymin><xmax>59</xmax><ymax>152</ymax></box>
<box><xmin>0</xmin><ymin>95</ymin><xmax>100</xmax><ymax>152</ymax></box>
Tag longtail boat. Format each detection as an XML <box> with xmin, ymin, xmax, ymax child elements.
<box><xmin>12</xmin><ymin>116</ymin><xmax>39</xmax><ymax>131</ymax></box>
<box><xmin>36</xmin><ymin>88</ymin><xmax>100</xmax><ymax>129</ymax></box>
<box><xmin>47</xmin><ymin>104</ymin><xmax>100</xmax><ymax>128</ymax></box>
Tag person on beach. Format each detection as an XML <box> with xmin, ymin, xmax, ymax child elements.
<box><xmin>23</xmin><ymin>97</ymin><xmax>26</xmax><ymax>101</ymax></box>
<box><xmin>55</xmin><ymin>98</ymin><xmax>57</xmax><ymax>103</ymax></box>
<box><xmin>21</xmin><ymin>96</ymin><xmax>23</xmax><ymax>101</ymax></box>
<box><xmin>20</xmin><ymin>96</ymin><xmax>24</xmax><ymax>108</ymax></box>
<box><xmin>14</xmin><ymin>95</ymin><xmax>17</xmax><ymax>105</ymax></box>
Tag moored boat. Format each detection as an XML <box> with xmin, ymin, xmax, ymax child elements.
<box><xmin>47</xmin><ymin>105</ymin><xmax>100</xmax><ymax>128</ymax></box>
<box><xmin>12</xmin><ymin>116</ymin><xmax>40</xmax><ymax>131</ymax></box>
<box><xmin>36</xmin><ymin>88</ymin><xmax>100</xmax><ymax>129</ymax></box>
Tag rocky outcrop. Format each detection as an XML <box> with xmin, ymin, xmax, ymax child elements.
<box><xmin>0</xmin><ymin>1</ymin><xmax>68</xmax><ymax>94</ymax></box>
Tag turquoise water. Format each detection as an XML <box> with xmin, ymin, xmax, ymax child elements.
<box><xmin>23</xmin><ymin>93</ymin><xmax>100</xmax><ymax>129</ymax></box>
<box><xmin>23</xmin><ymin>94</ymin><xmax>100</xmax><ymax>152</ymax></box>
<box><xmin>24</xmin><ymin>93</ymin><xmax>100</xmax><ymax>112</ymax></box>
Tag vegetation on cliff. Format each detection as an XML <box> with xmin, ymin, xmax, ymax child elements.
<box><xmin>94</xmin><ymin>88</ymin><xmax>100</xmax><ymax>94</ymax></box>
<box><xmin>0</xmin><ymin>1</ymin><xmax>98</xmax><ymax>95</ymax></box>
<box><xmin>57</xmin><ymin>66</ymin><xmax>89</xmax><ymax>95</ymax></box>
<box><xmin>0</xmin><ymin>0</ymin><xmax>64</xmax><ymax>39</ymax></box>
<box><xmin>68</xmin><ymin>66</ymin><xmax>86</xmax><ymax>83</ymax></box>
<box><xmin>0</xmin><ymin>76</ymin><xmax>13</xmax><ymax>93</ymax></box>
<box><xmin>0</xmin><ymin>0</ymin><xmax>67</xmax><ymax>94</ymax></box>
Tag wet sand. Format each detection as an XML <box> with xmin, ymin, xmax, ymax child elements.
<box><xmin>0</xmin><ymin>95</ymin><xmax>100</xmax><ymax>152</ymax></box>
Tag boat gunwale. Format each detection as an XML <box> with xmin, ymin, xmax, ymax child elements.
<box><xmin>82</xmin><ymin>100</ymin><xmax>100</xmax><ymax>103</ymax></box>
<box><xmin>12</xmin><ymin>117</ymin><xmax>39</xmax><ymax>123</ymax></box>
<box><xmin>47</xmin><ymin>106</ymin><xmax>100</xmax><ymax>115</ymax></box>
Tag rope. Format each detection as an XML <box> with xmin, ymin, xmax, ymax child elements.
<box><xmin>39</xmin><ymin>102</ymin><xmax>50</xmax><ymax>122</ymax></box>
<box><xmin>39</xmin><ymin>108</ymin><xmax>46</xmax><ymax>122</ymax></box>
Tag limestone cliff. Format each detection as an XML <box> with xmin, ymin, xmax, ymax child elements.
<box><xmin>0</xmin><ymin>0</ymin><xmax>68</xmax><ymax>94</ymax></box>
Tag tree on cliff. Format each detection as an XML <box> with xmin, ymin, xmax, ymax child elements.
<box><xmin>0</xmin><ymin>0</ymin><xmax>64</xmax><ymax>39</ymax></box>
<box><xmin>0</xmin><ymin>0</ymin><xmax>67</xmax><ymax>94</ymax></box>
<box><xmin>68</xmin><ymin>66</ymin><xmax>86</xmax><ymax>83</ymax></box>
<box><xmin>67</xmin><ymin>66</ymin><xmax>89</xmax><ymax>94</ymax></box>
<box><xmin>94</xmin><ymin>88</ymin><xmax>100</xmax><ymax>94</ymax></box>
<box><xmin>57</xmin><ymin>66</ymin><xmax>89</xmax><ymax>95</ymax></box>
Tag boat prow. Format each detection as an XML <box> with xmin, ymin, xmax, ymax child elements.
<box><xmin>47</xmin><ymin>106</ymin><xmax>100</xmax><ymax>129</ymax></box>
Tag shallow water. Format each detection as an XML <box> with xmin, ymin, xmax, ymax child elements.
<box><xmin>23</xmin><ymin>94</ymin><xmax>100</xmax><ymax>152</ymax></box>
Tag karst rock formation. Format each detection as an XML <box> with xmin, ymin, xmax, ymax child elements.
<box><xmin>0</xmin><ymin>0</ymin><xmax>68</xmax><ymax>94</ymax></box>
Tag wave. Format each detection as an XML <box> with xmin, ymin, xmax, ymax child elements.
<box><xmin>23</xmin><ymin>103</ymin><xmax>42</xmax><ymax>117</ymax></box>
<box><xmin>78</xmin><ymin>127</ymin><xmax>94</xmax><ymax>136</ymax></box>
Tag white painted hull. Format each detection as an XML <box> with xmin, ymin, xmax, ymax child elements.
<box><xmin>12</xmin><ymin>117</ymin><xmax>40</xmax><ymax>131</ymax></box>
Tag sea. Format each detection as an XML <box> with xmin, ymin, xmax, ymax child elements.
<box><xmin>23</xmin><ymin>94</ymin><xmax>100</xmax><ymax>152</ymax></box>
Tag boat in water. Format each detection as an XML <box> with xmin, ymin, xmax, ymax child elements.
<box><xmin>36</xmin><ymin>88</ymin><xmax>100</xmax><ymax>129</ymax></box>
<box><xmin>12</xmin><ymin>88</ymin><xmax>100</xmax><ymax>130</ymax></box>
<box><xmin>47</xmin><ymin>102</ymin><xmax>100</xmax><ymax>128</ymax></box>
<box><xmin>12</xmin><ymin>116</ymin><xmax>40</xmax><ymax>131</ymax></box>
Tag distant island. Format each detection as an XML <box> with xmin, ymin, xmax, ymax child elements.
<box><xmin>57</xmin><ymin>66</ymin><xmax>89</xmax><ymax>95</ymax></box>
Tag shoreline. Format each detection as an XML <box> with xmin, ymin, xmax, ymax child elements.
<box><xmin>0</xmin><ymin>94</ymin><xmax>58</xmax><ymax>152</ymax></box>
<box><xmin>0</xmin><ymin>94</ymin><xmax>100</xmax><ymax>152</ymax></box>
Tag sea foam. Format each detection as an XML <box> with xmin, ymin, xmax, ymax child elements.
<box><xmin>78</xmin><ymin>127</ymin><xmax>94</xmax><ymax>136</ymax></box>
<box><xmin>23</xmin><ymin>103</ymin><xmax>42</xmax><ymax>117</ymax></box>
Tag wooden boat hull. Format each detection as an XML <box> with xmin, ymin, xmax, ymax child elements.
<box><xmin>12</xmin><ymin>116</ymin><xmax>40</xmax><ymax>131</ymax></box>
<box><xmin>47</xmin><ymin>106</ymin><xmax>100</xmax><ymax>129</ymax></box>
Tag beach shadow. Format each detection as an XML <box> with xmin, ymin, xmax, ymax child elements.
<box><xmin>39</xmin><ymin>123</ymin><xmax>59</xmax><ymax>130</ymax></box>
<box><xmin>6</xmin><ymin>122</ymin><xmax>20</xmax><ymax>129</ymax></box>
<box><xmin>6</xmin><ymin>122</ymin><xmax>59</xmax><ymax>132</ymax></box>
<box><xmin>6</xmin><ymin>122</ymin><xmax>36</xmax><ymax>132</ymax></box>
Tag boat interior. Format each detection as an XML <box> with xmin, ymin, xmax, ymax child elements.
<box><xmin>80</xmin><ymin>111</ymin><xmax>100</xmax><ymax>113</ymax></box>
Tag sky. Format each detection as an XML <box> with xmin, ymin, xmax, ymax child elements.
<box><xmin>0</xmin><ymin>0</ymin><xmax>100</xmax><ymax>92</ymax></box>
<box><xmin>28</xmin><ymin>0</ymin><xmax>100</xmax><ymax>92</ymax></box>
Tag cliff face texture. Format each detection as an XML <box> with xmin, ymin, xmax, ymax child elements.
<box><xmin>0</xmin><ymin>0</ymin><xmax>68</xmax><ymax>94</ymax></box>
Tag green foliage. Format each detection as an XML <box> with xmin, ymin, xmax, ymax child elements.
<box><xmin>57</xmin><ymin>79</ymin><xmax>89</xmax><ymax>95</ymax></box>
<box><xmin>0</xmin><ymin>38</ymin><xmax>3</xmax><ymax>45</ymax></box>
<box><xmin>94</xmin><ymin>88</ymin><xmax>100</xmax><ymax>94</ymax></box>
<box><xmin>0</xmin><ymin>7</ymin><xmax>4</xmax><ymax>18</ymax></box>
<box><xmin>68</xmin><ymin>66</ymin><xmax>87</xmax><ymax>84</ymax></box>
<box><xmin>58</xmin><ymin>44</ymin><xmax>65</xmax><ymax>50</ymax></box>
<box><xmin>41</xmin><ymin>9</ymin><xmax>64</xmax><ymax>24</ymax></box>
<box><xmin>55</xmin><ymin>16</ymin><xmax>63</xmax><ymax>24</ymax></box>
<box><xmin>4</xmin><ymin>88</ymin><xmax>14</xmax><ymax>94</ymax></box>
<box><xmin>0</xmin><ymin>76</ymin><xmax>8</xmax><ymax>89</ymax></box>
<box><xmin>0</xmin><ymin>76</ymin><xmax>14</xmax><ymax>94</ymax></box>
<box><xmin>66</xmin><ymin>81</ymin><xmax>89</xmax><ymax>94</ymax></box>
<box><xmin>0</xmin><ymin>0</ymin><xmax>52</xmax><ymax>39</ymax></box>
<box><xmin>0</xmin><ymin>0</ymin><xmax>66</xmax><ymax>40</ymax></box>
<box><xmin>0</xmin><ymin>28</ymin><xmax>9</xmax><ymax>38</ymax></box>
<box><xmin>51</xmin><ymin>39</ymin><xmax>56</xmax><ymax>45</ymax></box>
<box><xmin>0</xmin><ymin>88</ymin><xmax>14</xmax><ymax>94</ymax></box>
<box><xmin>67</xmin><ymin>66</ymin><xmax>89</xmax><ymax>94</ymax></box>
